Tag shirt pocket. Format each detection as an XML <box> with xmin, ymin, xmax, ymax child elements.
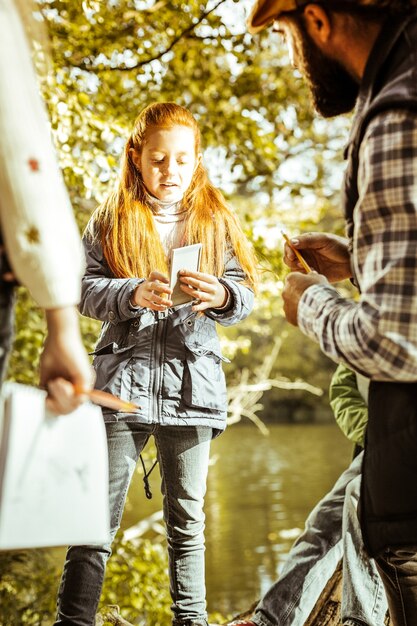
<box><xmin>182</xmin><ymin>340</ymin><xmax>230</xmax><ymax>411</ymax></box>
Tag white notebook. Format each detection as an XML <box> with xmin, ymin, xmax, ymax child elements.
<box><xmin>0</xmin><ymin>383</ymin><xmax>110</xmax><ymax>549</ymax></box>
<box><xmin>169</xmin><ymin>243</ymin><xmax>202</xmax><ymax>306</ymax></box>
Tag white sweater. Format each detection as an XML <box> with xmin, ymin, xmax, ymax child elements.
<box><xmin>145</xmin><ymin>194</ymin><xmax>186</xmax><ymax>255</ymax></box>
<box><xmin>0</xmin><ymin>0</ymin><xmax>84</xmax><ymax>309</ymax></box>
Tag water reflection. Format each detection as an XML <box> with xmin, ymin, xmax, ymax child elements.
<box><xmin>123</xmin><ymin>422</ymin><xmax>351</xmax><ymax>617</ymax></box>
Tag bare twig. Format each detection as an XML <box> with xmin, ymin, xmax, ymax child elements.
<box><xmin>227</xmin><ymin>337</ymin><xmax>322</xmax><ymax>432</ymax></box>
<box><xmin>123</xmin><ymin>510</ymin><xmax>164</xmax><ymax>543</ymax></box>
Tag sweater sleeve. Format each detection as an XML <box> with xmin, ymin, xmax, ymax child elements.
<box><xmin>329</xmin><ymin>362</ymin><xmax>369</xmax><ymax>448</ymax></box>
<box><xmin>204</xmin><ymin>256</ymin><xmax>254</xmax><ymax>327</ymax></box>
<box><xmin>80</xmin><ymin>229</ymin><xmax>144</xmax><ymax>323</ymax></box>
<box><xmin>0</xmin><ymin>0</ymin><xmax>84</xmax><ymax>309</ymax></box>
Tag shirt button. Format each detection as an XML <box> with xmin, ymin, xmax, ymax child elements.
<box><xmin>132</xmin><ymin>320</ymin><xmax>139</xmax><ymax>328</ymax></box>
<box><xmin>109</xmin><ymin>311</ymin><xmax>116</xmax><ymax>321</ymax></box>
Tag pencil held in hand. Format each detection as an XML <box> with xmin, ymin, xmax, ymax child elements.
<box><xmin>74</xmin><ymin>385</ymin><xmax>140</xmax><ymax>413</ymax></box>
<box><xmin>282</xmin><ymin>231</ymin><xmax>312</xmax><ymax>274</ymax></box>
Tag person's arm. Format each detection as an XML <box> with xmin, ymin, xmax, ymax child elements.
<box><xmin>0</xmin><ymin>0</ymin><xmax>84</xmax><ymax>309</ymax></box>
<box><xmin>0</xmin><ymin>1</ymin><xmax>93</xmax><ymax>412</ymax></box>
<box><xmin>40</xmin><ymin>308</ymin><xmax>94</xmax><ymax>414</ymax></box>
<box><xmin>80</xmin><ymin>231</ymin><xmax>145</xmax><ymax>323</ymax></box>
<box><xmin>329</xmin><ymin>363</ymin><xmax>368</xmax><ymax>448</ymax></box>
<box><xmin>290</xmin><ymin>111</ymin><xmax>417</xmax><ymax>381</ymax></box>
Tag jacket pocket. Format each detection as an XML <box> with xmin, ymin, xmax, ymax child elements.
<box><xmin>91</xmin><ymin>343</ymin><xmax>137</xmax><ymax>405</ymax></box>
<box><xmin>90</xmin><ymin>342</ymin><xmax>134</xmax><ymax>357</ymax></box>
<box><xmin>182</xmin><ymin>341</ymin><xmax>229</xmax><ymax>411</ymax></box>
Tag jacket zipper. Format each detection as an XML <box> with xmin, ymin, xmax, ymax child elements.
<box><xmin>152</xmin><ymin>310</ymin><xmax>168</xmax><ymax>423</ymax></box>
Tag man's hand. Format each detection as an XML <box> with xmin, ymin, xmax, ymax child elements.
<box><xmin>282</xmin><ymin>272</ymin><xmax>328</xmax><ymax>326</ymax></box>
<box><xmin>283</xmin><ymin>232</ymin><xmax>351</xmax><ymax>283</ymax></box>
<box><xmin>40</xmin><ymin>307</ymin><xmax>94</xmax><ymax>414</ymax></box>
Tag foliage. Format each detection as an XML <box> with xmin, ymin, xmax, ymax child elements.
<box><xmin>0</xmin><ymin>537</ymin><xmax>226</xmax><ymax>626</ymax></box>
<box><xmin>39</xmin><ymin>0</ymin><xmax>347</xmax><ymax>204</ymax></box>
<box><xmin>36</xmin><ymin>0</ymin><xmax>350</xmax><ymax>239</ymax></box>
<box><xmin>99</xmin><ymin>537</ymin><xmax>172</xmax><ymax>625</ymax></box>
<box><xmin>0</xmin><ymin>549</ymin><xmax>60</xmax><ymax>625</ymax></box>
<box><xmin>100</xmin><ymin>535</ymin><xmax>228</xmax><ymax>625</ymax></box>
<box><xmin>7</xmin><ymin>288</ymin><xmax>45</xmax><ymax>384</ymax></box>
<box><xmin>7</xmin><ymin>290</ymin><xmax>100</xmax><ymax>385</ymax></box>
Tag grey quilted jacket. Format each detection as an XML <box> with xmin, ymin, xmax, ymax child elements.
<box><xmin>80</xmin><ymin>233</ymin><xmax>254</xmax><ymax>431</ymax></box>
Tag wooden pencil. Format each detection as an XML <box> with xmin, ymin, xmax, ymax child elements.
<box><xmin>74</xmin><ymin>386</ymin><xmax>140</xmax><ymax>412</ymax></box>
<box><xmin>282</xmin><ymin>231</ymin><xmax>312</xmax><ymax>274</ymax></box>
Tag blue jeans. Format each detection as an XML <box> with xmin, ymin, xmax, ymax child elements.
<box><xmin>252</xmin><ymin>452</ymin><xmax>388</xmax><ymax>626</ymax></box>
<box><xmin>54</xmin><ymin>423</ymin><xmax>212</xmax><ymax>626</ymax></box>
<box><xmin>342</xmin><ymin>468</ymin><xmax>388</xmax><ymax>626</ymax></box>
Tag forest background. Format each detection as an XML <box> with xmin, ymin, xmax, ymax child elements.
<box><xmin>1</xmin><ymin>1</ymin><xmax>353</xmax><ymax>624</ymax></box>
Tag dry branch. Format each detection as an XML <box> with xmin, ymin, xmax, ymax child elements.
<box><xmin>123</xmin><ymin>510</ymin><xmax>165</xmax><ymax>543</ymax></box>
<box><xmin>227</xmin><ymin>337</ymin><xmax>322</xmax><ymax>432</ymax></box>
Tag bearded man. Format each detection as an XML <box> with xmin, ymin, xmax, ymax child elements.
<box><xmin>228</xmin><ymin>1</ymin><xmax>417</xmax><ymax>625</ymax></box>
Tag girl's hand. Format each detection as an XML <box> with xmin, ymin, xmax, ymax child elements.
<box><xmin>132</xmin><ymin>271</ymin><xmax>173</xmax><ymax>311</ymax></box>
<box><xmin>283</xmin><ymin>232</ymin><xmax>351</xmax><ymax>283</ymax></box>
<box><xmin>179</xmin><ymin>270</ymin><xmax>228</xmax><ymax>312</ymax></box>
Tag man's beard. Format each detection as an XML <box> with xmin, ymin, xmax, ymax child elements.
<box><xmin>293</xmin><ymin>16</ymin><xmax>360</xmax><ymax>118</ymax></box>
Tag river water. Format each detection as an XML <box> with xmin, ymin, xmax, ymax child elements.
<box><xmin>123</xmin><ymin>422</ymin><xmax>352</xmax><ymax>618</ymax></box>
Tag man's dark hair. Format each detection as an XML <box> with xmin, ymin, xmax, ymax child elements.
<box><xmin>325</xmin><ymin>0</ymin><xmax>416</xmax><ymax>19</ymax></box>
<box><xmin>292</xmin><ymin>0</ymin><xmax>417</xmax><ymax>22</ymax></box>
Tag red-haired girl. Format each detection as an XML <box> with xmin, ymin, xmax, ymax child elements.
<box><xmin>54</xmin><ymin>102</ymin><xmax>257</xmax><ymax>626</ymax></box>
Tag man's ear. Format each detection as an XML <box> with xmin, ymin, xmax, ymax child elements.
<box><xmin>303</xmin><ymin>4</ymin><xmax>331</xmax><ymax>45</ymax></box>
<box><xmin>129</xmin><ymin>148</ymin><xmax>141</xmax><ymax>170</ymax></box>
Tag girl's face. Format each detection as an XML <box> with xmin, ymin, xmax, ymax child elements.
<box><xmin>136</xmin><ymin>125</ymin><xmax>199</xmax><ymax>203</ymax></box>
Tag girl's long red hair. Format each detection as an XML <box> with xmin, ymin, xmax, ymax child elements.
<box><xmin>90</xmin><ymin>102</ymin><xmax>258</xmax><ymax>290</ymax></box>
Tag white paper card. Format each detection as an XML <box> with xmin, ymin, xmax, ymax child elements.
<box><xmin>0</xmin><ymin>383</ymin><xmax>110</xmax><ymax>549</ymax></box>
<box><xmin>169</xmin><ymin>243</ymin><xmax>202</xmax><ymax>306</ymax></box>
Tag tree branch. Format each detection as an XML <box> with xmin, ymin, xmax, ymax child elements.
<box><xmin>66</xmin><ymin>0</ymin><xmax>228</xmax><ymax>73</ymax></box>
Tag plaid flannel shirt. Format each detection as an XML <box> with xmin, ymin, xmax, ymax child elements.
<box><xmin>298</xmin><ymin>110</ymin><xmax>417</xmax><ymax>381</ymax></box>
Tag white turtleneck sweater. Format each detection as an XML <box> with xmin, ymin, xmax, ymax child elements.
<box><xmin>145</xmin><ymin>194</ymin><xmax>186</xmax><ymax>255</ymax></box>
